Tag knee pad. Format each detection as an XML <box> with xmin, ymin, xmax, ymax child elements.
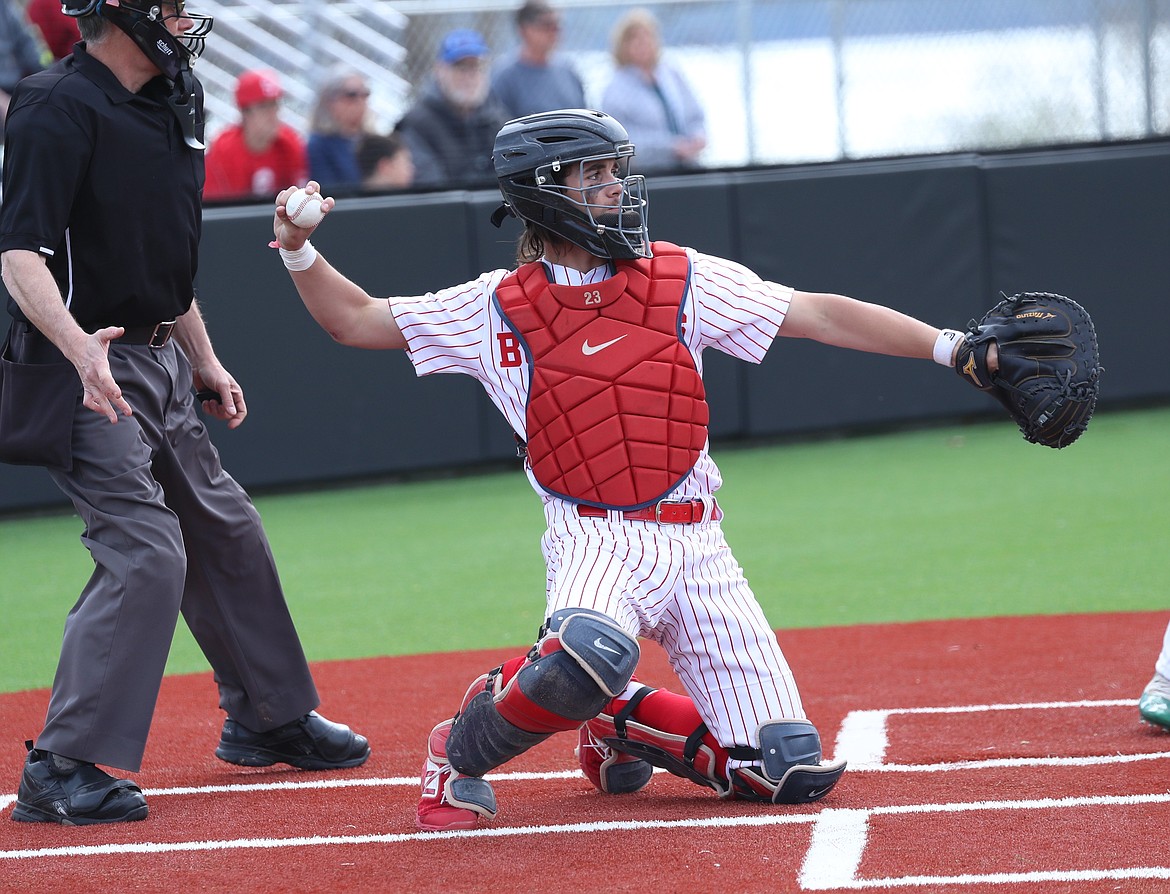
<box><xmin>447</xmin><ymin>609</ymin><xmax>639</xmax><ymax>777</ymax></box>
<box><xmin>541</xmin><ymin>607</ymin><xmax>640</xmax><ymax>697</ymax></box>
<box><xmin>498</xmin><ymin>608</ymin><xmax>639</xmax><ymax>732</ymax></box>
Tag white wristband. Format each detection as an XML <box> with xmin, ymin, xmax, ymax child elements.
<box><xmin>933</xmin><ymin>329</ymin><xmax>963</xmax><ymax>367</ymax></box>
<box><xmin>278</xmin><ymin>240</ymin><xmax>318</xmax><ymax>272</ymax></box>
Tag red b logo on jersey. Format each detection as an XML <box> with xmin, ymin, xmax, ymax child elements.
<box><xmin>497</xmin><ymin>332</ymin><xmax>522</xmax><ymax>368</ymax></box>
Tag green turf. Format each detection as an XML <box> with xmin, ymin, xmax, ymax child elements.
<box><xmin>1</xmin><ymin>406</ymin><xmax>1165</xmax><ymax>693</ymax></box>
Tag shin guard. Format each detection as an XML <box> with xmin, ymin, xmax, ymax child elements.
<box><xmin>584</xmin><ymin>686</ymin><xmax>734</xmax><ymax>796</ymax></box>
<box><xmin>586</xmin><ymin>688</ymin><xmax>845</xmax><ymax>804</ymax></box>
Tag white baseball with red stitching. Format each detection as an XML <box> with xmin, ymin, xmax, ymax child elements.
<box><xmin>285</xmin><ymin>188</ymin><xmax>325</xmax><ymax>229</ymax></box>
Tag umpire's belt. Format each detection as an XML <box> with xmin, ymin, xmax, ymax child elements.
<box><xmin>118</xmin><ymin>321</ymin><xmax>176</xmax><ymax>348</ymax></box>
<box><xmin>576</xmin><ymin>499</ymin><xmax>716</xmax><ymax>524</ymax></box>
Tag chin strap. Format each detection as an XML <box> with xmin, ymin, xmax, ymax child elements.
<box><xmin>167</xmin><ymin>67</ymin><xmax>204</xmax><ymax>150</ymax></box>
<box><xmin>490</xmin><ymin>202</ymin><xmax>516</xmax><ymax>229</ymax></box>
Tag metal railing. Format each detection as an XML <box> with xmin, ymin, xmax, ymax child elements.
<box><xmin>195</xmin><ymin>0</ymin><xmax>410</xmax><ymax>139</ymax></box>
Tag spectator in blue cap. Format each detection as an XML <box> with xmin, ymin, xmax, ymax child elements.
<box><xmin>439</xmin><ymin>27</ymin><xmax>489</xmax><ymax>64</ymax></box>
<box><xmin>396</xmin><ymin>28</ymin><xmax>510</xmax><ymax>188</ymax></box>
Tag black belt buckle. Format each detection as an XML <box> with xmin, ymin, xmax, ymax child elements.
<box><xmin>148</xmin><ymin>320</ymin><xmax>176</xmax><ymax>348</ymax></box>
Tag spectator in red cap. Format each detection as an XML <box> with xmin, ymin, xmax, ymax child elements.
<box><xmin>204</xmin><ymin>69</ymin><xmax>307</xmax><ymax>202</ymax></box>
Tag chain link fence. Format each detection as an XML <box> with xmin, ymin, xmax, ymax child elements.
<box><xmin>384</xmin><ymin>0</ymin><xmax>1170</xmax><ymax>169</ymax></box>
<box><xmin>19</xmin><ymin>0</ymin><xmax>1166</xmax><ymax>169</ymax></box>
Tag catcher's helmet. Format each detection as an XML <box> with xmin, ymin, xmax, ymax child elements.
<box><xmin>492</xmin><ymin>109</ymin><xmax>650</xmax><ymax>260</ymax></box>
<box><xmin>63</xmin><ymin>0</ymin><xmax>213</xmax><ymax>82</ymax></box>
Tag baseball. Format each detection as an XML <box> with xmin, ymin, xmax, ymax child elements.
<box><xmin>285</xmin><ymin>187</ymin><xmax>326</xmax><ymax>229</ymax></box>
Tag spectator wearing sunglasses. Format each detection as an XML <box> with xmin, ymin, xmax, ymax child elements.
<box><xmin>307</xmin><ymin>66</ymin><xmax>375</xmax><ymax>191</ymax></box>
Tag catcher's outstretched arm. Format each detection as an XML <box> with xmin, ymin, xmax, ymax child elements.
<box><xmin>780</xmin><ymin>290</ymin><xmax>999</xmax><ymax>371</ymax></box>
<box><xmin>780</xmin><ymin>291</ymin><xmax>941</xmax><ymax>359</ymax></box>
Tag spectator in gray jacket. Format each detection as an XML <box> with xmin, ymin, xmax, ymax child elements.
<box><xmin>396</xmin><ymin>29</ymin><xmax>510</xmax><ymax>188</ymax></box>
<box><xmin>491</xmin><ymin>1</ymin><xmax>585</xmax><ymax>119</ymax></box>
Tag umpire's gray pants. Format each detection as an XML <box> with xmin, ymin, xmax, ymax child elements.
<box><xmin>37</xmin><ymin>340</ymin><xmax>319</xmax><ymax>772</ymax></box>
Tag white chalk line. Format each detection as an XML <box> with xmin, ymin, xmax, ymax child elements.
<box><xmin>834</xmin><ymin>698</ymin><xmax>1145</xmax><ymax>769</ymax></box>
<box><xmin>0</xmin><ymin>810</ymin><xmax>816</xmax><ymax>860</ymax></box>
<box><xmin>4</xmin><ymin>745</ymin><xmax>1165</xmax><ymax>816</ymax></box>
<box><xmin>2</xmin><ymin>783</ymin><xmax>1168</xmax><ymax>864</ymax></box>
<box><xmin>0</xmin><ymin>767</ymin><xmax>581</xmax><ymax>813</ymax></box>
<box><xmin>806</xmin><ymin>867</ymin><xmax>1170</xmax><ymax>889</ymax></box>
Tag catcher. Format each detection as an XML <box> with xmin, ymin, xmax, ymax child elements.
<box><xmin>271</xmin><ymin>110</ymin><xmax>1100</xmax><ymax>831</ymax></box>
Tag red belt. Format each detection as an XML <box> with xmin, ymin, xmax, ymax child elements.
<box><xmin>576</xmin><ymin>499</ymin><xmax>714</xmax><ymax>524</ymax></box>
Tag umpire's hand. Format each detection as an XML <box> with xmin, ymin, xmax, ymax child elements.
<box><xmin>80</xmin><ymin>327</ymin><xmax>133</xmax><ymax>423</ymax></box>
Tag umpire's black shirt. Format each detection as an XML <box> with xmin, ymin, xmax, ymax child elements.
<box><xmin>0</xmin><ymin>42</ymin><xmax>205</xmax><ymax>331</ymax></box>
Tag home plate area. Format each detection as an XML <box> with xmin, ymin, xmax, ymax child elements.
<box><xmin>801</xmin><ymin>696</ymin><xmax>1170</xmax><ymax>890</ymax></box>
<box><xmin>2</xmin><ymin>611</ymin><xmax>1169</xmax><ymax>893</ymax></box>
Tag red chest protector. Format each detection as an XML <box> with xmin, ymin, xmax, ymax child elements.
<box><xmin>493</xmin><ymin>241</ymin><xmax>709</xmax><ymax>510</ymax></box>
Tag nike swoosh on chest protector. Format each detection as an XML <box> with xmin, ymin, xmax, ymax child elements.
<box><xmin>581</xmin><ymin>334</ymin><xmax>628</xmax><ymax>356</ymax></box>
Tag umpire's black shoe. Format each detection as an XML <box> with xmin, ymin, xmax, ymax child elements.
<box><xmin>215</xmin><ymin>711</ymin><xmax>370</xmax><ymax>770</ymax></box>
<box><xmin>11</xmin><ymin>743</ymin><xmax>148</xmax><ymax>825</ymax></box>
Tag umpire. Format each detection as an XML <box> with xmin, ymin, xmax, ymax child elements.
<box><xmin>0</xmin><ymin>0</ymin><xmax>368</xmax><ymax>825</ymax></box>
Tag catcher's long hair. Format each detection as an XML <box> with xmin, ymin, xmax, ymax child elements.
<box><xmin>515</xmin><ymin>221</ymin><xmax>574</xmax><ymax>265</ymax></box>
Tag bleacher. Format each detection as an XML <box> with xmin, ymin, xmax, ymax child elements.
<box><xmin>193</xmin><ymin>0</ymin><xmax>411</xmax><ymax>142</ymax></box>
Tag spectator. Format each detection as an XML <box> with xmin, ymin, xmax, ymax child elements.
<box><xmin>26</xmin><ymin>0</ymin><xmax>79</xmax><ymax>61</ymax></box>
<box><xmin>491</xmin><ymin>0</ymin><xmax>585</xmax><ymax>119</ymax></box>
<box><xmin>356</xmin><ymin>131</ymin><xmax>415</xmax><ymax>191</ymax></box>
<box><xmin>600</xmin><ymin>7</ymin><xmax>706</xmax><ymax>173</ymax></box>
<box><xmin>0</xmin><ymin>0</ymin><xmax>46</xmax><ymax>129</ymax></box>
<box><xmin>307</xmin><ymin>66</ymin><xmax>374</xmax><ymax>192</ymax></box>
<box><xmin>395</xmin><ymin>28</ymin><xmax>510</xmax><ymax>189</ymax></box>
<box><xmin>204</xmin><ymin>69</ymin><xmax>307</xmax><ymax>201</ymax></box>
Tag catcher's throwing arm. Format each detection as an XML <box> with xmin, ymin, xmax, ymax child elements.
<box><xmin>950</xmin><ymin>292</ymin><xmax>1101</xmax><ymax>448</ymax></box>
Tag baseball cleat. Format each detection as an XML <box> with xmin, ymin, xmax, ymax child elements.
<box><xmin>215</xmin><ymin>711</ymin><xmax>370</xmax><ymax>770</ymax></box>
<box><xmin>11</xmin><ymin>744</ymin><xmax>148</xmax><ymax>825</ymax></box>
<box><xmin>416</xmin><ymin>720</ymin><xmax>497</xmax><ymax>832</ymax></box>
<box><xmin>1139</xmin><ymin>673</ymin><xmax>1170</xmax><ymax>731</ymax></box>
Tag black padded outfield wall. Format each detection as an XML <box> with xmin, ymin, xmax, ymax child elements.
<box><xmin>2</xmin><ymin>140</ymin><xmax>1167</xmax><ymax>513</ymax></box>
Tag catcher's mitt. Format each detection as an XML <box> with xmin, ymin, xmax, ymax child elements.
<box><xmin>954</xmin><ymin>291</ymin><xmax>1101</xmax><ymax>448</ymax></box>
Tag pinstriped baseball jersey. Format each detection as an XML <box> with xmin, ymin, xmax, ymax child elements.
<box><xmin>390</xmin><ymin>248</ymin><xmax>804</xmax><ymax>747</ymax></box>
